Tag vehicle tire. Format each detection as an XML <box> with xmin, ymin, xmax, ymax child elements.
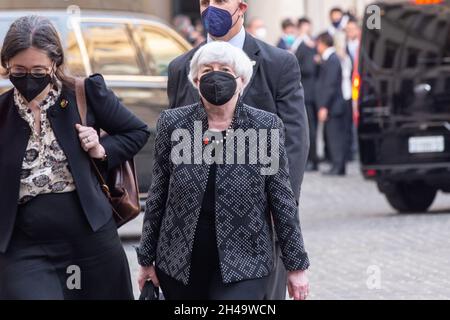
<box><xmin>384</xmin><ymin>181</ymin><xmax>437</xmax><ymax>213</ymax></box>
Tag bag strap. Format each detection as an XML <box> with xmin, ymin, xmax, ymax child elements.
<box><xmin>74</xmin><ymin>78</ymin><xmax>112</xmax><ymax>199</ymax></box>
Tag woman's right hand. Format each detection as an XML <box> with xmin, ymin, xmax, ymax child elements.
<box><xmin>137</xmin><ymin>265</ymin><xmax>160</xmax><ymax>291</ymax></box>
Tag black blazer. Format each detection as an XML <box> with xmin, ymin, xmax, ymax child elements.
<box><xmin>315</xmin><ymin>52</ymin><xmax>346</xmax><ymax>117</ymax></box>
<box><xmin>295</xmin><ymin>42</ymin><xmax>318</xmax><ymax>107</ymax></box>
<box><xmin>0</xmin><ymin>74</ymin><xmax>150</xmax><ymax>253</ymax></box>
<box><xmin>167</xmin><ymin>33</ymin><xmax>309</xmax><ymax>202</ymax></box>
<box><xmin>137</xmin><ymin>101</ymin><xmax>310</xmax><ymax>285</ymax></box>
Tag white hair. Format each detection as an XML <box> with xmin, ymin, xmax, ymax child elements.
<box><xmin>188</xmin><ymin>41</ymin><xmax>254</xmax><ymax>91</ymax></box>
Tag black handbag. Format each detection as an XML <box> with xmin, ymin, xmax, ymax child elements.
<box><xmin>139</xmin><ymin>281</ymin><xmax>160</xmax><ymax>301</ymax></box>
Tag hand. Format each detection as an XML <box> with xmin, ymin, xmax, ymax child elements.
<box><xmin>138</xmin><ymin>265</ymin><xmax>160</xmax><ymax>291</ymax></box>
<box><xmin>287</xmin><ymin>270</ymin><xmax>309</xmax><ymax>300</ymax></box>
<box><xmin>75</xmin><ymin>124</ymin><xmax>105</xmax><ymax>159</ymax></box>
<box><xmin>318</xmin><ymin>107</ymin><xmax>328</xmax><ymax>123</ymax></box>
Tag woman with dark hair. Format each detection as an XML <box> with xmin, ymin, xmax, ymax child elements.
<box><xmin>0</xmin><ymin>16</ymin><xmax>150</xmax><ymax>300</ymax></box>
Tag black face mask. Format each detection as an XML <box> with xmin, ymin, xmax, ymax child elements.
<box><xmin>9</xmin><ymin>74</ymin><xmax>52</xmax><ymax>102</ymax></box>
<box><xmin>199</xmin><ymin>71</ymin><xmax>238</xmax><ymax>106</ymax></box>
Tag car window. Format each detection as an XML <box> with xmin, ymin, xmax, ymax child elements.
<box><xmin>134</xmin><ymin>25</ymin><xmax>187</xmax><ymax>76</ymax></box>
<box><xmin>80</xmin><ymin>22</ymin><xmax>143</xmax><ymax>76</ymax></box>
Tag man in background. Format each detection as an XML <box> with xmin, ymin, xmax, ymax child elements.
<box><xmin>276</xmin><ymin>18</ymin><xmax>297</xmax><ymax>51</ymax></box>
<box><xmin>295</xmin><ymin>18</ymin><xmax>319</xmax><ymax>171</ymax></box>
<box><xmin>246</xmin><ymin>17</ymin><xmax>268</xmax><ymax>41</ymax></box>
<box><xmin>345</xmin><ymin>17</ymin><xmax>362</xmax><ymax>161</ymax></box>
<box><xmin>316</xmin><ymin>32</ymin><xmax>348</xmax><ymax>176</ymax></box>
<box><xmin>328</xmin><ymin>7</ymin><xmax>349</xmax><ymax>36</ymax></box>
<box><xmin>345</xmin><ymin>17</ymin><xmax>361</xmax><ymax>67</ymax></box>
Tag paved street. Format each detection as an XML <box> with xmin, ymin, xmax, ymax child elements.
<box><xmin>122</xmin><ymin>162</ymin><xmax>450</xmax><ymax>300</ymax></box>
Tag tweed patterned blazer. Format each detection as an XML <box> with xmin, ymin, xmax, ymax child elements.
<box><xmin>137</xmin><ymin>101</ymin><xmax>309</xmax><ymax>285</ymax></box>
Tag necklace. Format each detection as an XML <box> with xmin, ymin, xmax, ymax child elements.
<box><xmin>203</xmin><ymin>118</ymin><xmax>235</xmax><ymax>145</ymax></box>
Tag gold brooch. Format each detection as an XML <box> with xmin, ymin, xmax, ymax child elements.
<box><xmin>60</xmin><ymin>99</ymin><xmax>69</xmax><ymax>109</ymax></box>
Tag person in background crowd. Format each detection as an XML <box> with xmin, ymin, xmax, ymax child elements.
<box><xmin>246</xmin><ymin>17</ymin><xmax>268</xmax><ymax>41</ymax></box>
<box><xmin>334</xmin><ymin>28</ymin><xmax>354</xmax><ymax>164</ymax></box>
<box><xmin>345</xmin><ymin>17</ymin><xmax>362</xmax><ymax>161</ymax></box>
<box><xmin>164</xmin><ymin>0</ymin><xmax>310</xmax><ymax>300</ymax></box>
<box><xmin>277</xmin><ymin>18</ymin><xmax>297</xmax><ymax>51</ymax></box>
<box><xmin>345</xmin><ymin>17</ymin><xmax>361</xmax><ymax>64</ymax></box>
<box><xmin>315</xmin><ymin>32</ymin><xmax>348</xmax><ymax>176</ymax></box>
<box><xmin>295</xmin><ymin>18</ymin><xmax>319</xmax><ymax>172</ymax></box>
<box><xmin>291</xmin><ymin>16</ymin><xmax>315</xmax><ymax>52</ymax></box>
<box><xmin>173</xmin><ymin>14</ymin><xmax>206</xmax><ymax>47</ymax></box>
<box><xmin>328</xmin><ymin>7</ymin><xmax>349</xmax><ymax>36</ymax></box>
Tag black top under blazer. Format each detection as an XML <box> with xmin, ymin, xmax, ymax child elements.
<box><xmin>0</xmin><ymin>74</ymin><xmax>150</xmax><ymax>253</ymax></box>
<box><xmin>137</xmin><ymin>101</ymin><xmax>310</xmax><ymax>285</ymax></box>
<box><xmin>166</xmin><ymin>33</ymin><xmax>309</xmax><ymax>202</ymax></box>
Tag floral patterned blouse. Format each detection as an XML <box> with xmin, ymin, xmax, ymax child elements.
<box><xmin>16</xmin><ymin>82</ymin><xmax>76</xmax><ymax>204</ymax></box>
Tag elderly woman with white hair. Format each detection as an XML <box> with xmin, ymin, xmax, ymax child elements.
<box><xmin>136</xmin><ymin>41</ymin><xmax>310</xmax><ymax>300</ymax></box>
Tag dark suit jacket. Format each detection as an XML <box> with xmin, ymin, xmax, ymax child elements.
<box><xmin>276</xmin><ymin>38</ymin><xmax>289</xmax><ymax>50</ymax></box>
<box><xmin>295</xmin><ymin>42</ymin><xmax>318</xmax><ymax>107</ymax></box>
<box><xmin>315</xmin><ymin>52</ymin><xmax>346</xmax><ymax>117</ymax></box>
<box><xmin>137</xmin><ymin>101</ymin><xmax>310</xmax><ymax>284</ymax></box>
<box><xmin>167</xmin><ymin>33</ymin><xmax>309</xmax><ymax>202</ymax></box>
<box><xmin>0</xmin><ymin>74</ymin><xmax>150</xmax><ymax>253</ymax></box>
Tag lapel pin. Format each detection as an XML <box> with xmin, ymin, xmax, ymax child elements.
<box><xmin>60</xmin><ymin>99</ymin><xmax>69</xmax><ymax>109</ymax></box>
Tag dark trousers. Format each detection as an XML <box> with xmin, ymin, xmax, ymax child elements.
<box><xmin>344</xmin><ymin>100</ymin><xmax>355</xmax><ymax>161</ymax></box>
<box><xmin>157</xmin><ymin>221</ymin><xmax>269</xmax><ymax>300</ymax></box>
<box><xmin>325</xmin><ymin>114</ymin><xmax>348</xmax><ymax>172</ymax></box>
<box><xmin>306</xmin><ymin>104</ymin><xmax>318</xmax><ymax>165</ymax></box>
<box><xmin>0</xmin><ymin>192</ymin><xmax>133</xmax><ymax>300</ymax></box>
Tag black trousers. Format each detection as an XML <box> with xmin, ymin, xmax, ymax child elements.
<box><xmin>306</xmin><ymin>104</ymin><xmax>318</xmax><ymax>165</ymax></box>
<box><xmin>0</xmin><ymin>192</ymin><xmax>133</xmax><ymax>300</ymax></box>
<box><xmin>157</xmin><ymin>221</ymin><xmax>269</xmax><ymax>300</ymax></box>
<box><xmin>325</xmin><ymin>114</ymin><xmax>348</xmax><ymax>172</ymax></box>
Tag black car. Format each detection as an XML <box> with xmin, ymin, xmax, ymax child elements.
<box><xmin>0</xmin><ymin>9</ymin><xmax>192</xmax><ymax>193</ymax></box>
<box><xmin>356</xmin><ymin>0</ymin><xmax>450</xmax><ymax>212</ymax></box>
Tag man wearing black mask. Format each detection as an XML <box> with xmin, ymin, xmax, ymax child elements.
<box><xmin>328</xmin><ymin>7</ymin><xmax>349</xmax><ymax>36</ymax></box>
<box><xmin>167</xmin><ymin>0</ymin><xmax>310</xmax><ymax>300</ymax></box>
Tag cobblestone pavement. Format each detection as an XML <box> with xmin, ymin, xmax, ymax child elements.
<box><xmin>122</xmin><ymin>162</ymin><xmax>450</xmax><ymax>300</ymax></box>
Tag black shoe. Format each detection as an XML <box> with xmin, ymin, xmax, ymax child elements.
<box><xmin>306</xmin><ymin>162</ymin><xmax>319</xmax><ymax>172</ymax></box>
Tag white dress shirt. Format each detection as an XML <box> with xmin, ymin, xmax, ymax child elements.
<box><xmin>207</xmin><ymin>26</ymin><xmax>246</xmax><ymax>50</ymax></box>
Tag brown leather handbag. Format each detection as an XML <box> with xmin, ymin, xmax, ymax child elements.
<box><xmin>75</xmin><ymin>78</ymin><xmax>141</xmax><ymax>228</ymax></box>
